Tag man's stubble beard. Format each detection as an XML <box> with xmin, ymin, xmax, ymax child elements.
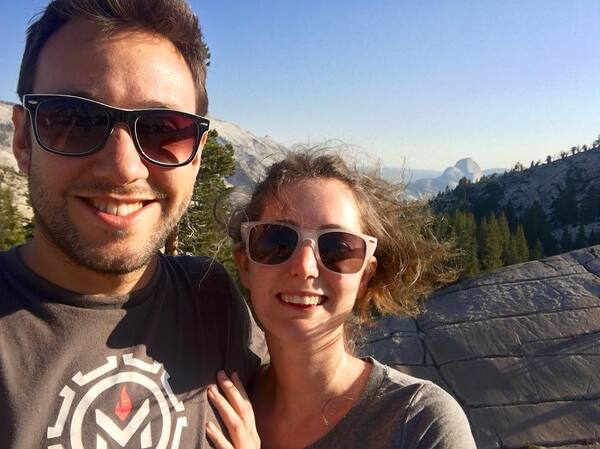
<box><xmin>27</xmin><ymin>163</ymin><xmax>192</xmax><ymax>275</ymax></box>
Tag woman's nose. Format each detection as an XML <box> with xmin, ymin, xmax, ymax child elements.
<box><xmin>288</xmin><ymin>240</ymin><xmax>319</xmax><ymax>279</ymax></box>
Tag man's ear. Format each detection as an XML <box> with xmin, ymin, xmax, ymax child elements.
<box><xmin>234</xmin><ymin>248</ymin><xmax>251</xmax><ymax>289</ymax></box>
<box><xmin>190</xmin><ymin>131</ymin><xmax>209</xmax><ymax>172</ymax></box>
<box><xmin>199</xmin><ymin>129</ymin><xmax>209</xmax><ymax>149</ymax></box>
<box><xmin>357</xmin><ymin>257</ymin><xmax>377</xmax><ymax>299</ymax></box>
<box><xmin>12</xmin><ymin>105</ymin><xmax>31</xmax><ymax>175</ymax></box>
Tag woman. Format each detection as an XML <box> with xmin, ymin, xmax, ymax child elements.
<box><xmin>205</xmin><ymin>150</ymin><xmax>476</xmax><ymax>449</ymax></box>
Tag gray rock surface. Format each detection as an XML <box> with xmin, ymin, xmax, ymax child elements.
<box><xmin>359</xmin><ymin>245</ymin><xmax>600</xmax><ymax>449</ymax></box>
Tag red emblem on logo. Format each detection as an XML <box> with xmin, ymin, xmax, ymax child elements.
<box><xmin>114</xmin><ymin>385</ymin><xmax>133</xmax><ymax>421</ymax></box>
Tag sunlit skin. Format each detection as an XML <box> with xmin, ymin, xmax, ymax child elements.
<box><xmin>234</xmin><ymin>179</ymin><xmax>377</xmax><ymax>449</ymax></box>
<box><xmin>11</xmin><ymin>20</ymin><xmax>205</xmax><ymax>295</ymax></box>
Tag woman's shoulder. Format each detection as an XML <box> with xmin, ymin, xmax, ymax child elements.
<box><xmin>365</xmin><ymin>357</ymin><xmax>438</xmax><ymax>397</ymax></box>
<box><xmin>364</xmin><ymin>358</ymin><xmax>477</xmax><ymax>448</ymax></box>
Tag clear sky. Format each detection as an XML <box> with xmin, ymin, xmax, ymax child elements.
<box><xmin>1</xmin><ymin>1</ymin><xmax>598</xmax><ymax>170</ymax></box>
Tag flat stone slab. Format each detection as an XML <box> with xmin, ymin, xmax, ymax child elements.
<box><xmin>418</xmin><ymin>274</ymin><xmax>600</xmax><ymax>329</ymax></box>
<box><xmin>440</xmin><ymin>355</ymin><xmax>600</xmax><ymax>407</ymax></box>
<box><xmin>356</xmin><ymin>245</ymin><xmax>600</xmax><ymax>449</ymax></box>
<box><xmin>424</xmin><ymin>308</ymin><xmax>600</xmax><ymax>364</ymax></box>
<box><xmin>469</xmin><ymin>398</ymin><xmax>600</xmax><ymax>448</ymax></box>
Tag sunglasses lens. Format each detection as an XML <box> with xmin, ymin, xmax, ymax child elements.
<box><xmin>35</xmin><ymin>98</ymin><xmax>109</xmax><ymax>154</ymax></box>
<box><xmin>318</xmin><ymin>232</ymin><xmax>367</xmax><ymax>274</ymax></box>
<box><xmin>248</xmin><ymin>224</ymin><xmax>298</xmax><ymax>265</ymax></box>
<box><xmin>136</xmin><ymin>112</ymin><xmax>199</xmax><ymax>165</ymax></box>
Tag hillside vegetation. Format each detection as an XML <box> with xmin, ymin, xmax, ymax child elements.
<box><xmin>433</xmin><ymin>134</ymin><xmax>600</xmax><ymax>278</ymax></box>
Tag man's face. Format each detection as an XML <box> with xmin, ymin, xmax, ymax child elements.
<box><xmin>12</xmin><ymin>20</ymin><xmax>202</xmax><ymax>275</ymax></box>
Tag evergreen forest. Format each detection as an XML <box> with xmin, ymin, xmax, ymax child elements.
<box><xmin>432</xmin><ymin>137</ymin><xmax>600</xmax><ymax>279</ymax></box>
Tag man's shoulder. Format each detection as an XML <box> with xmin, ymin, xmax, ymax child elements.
<box><xmin>157</xmin><ymin>253</ymin><xmax>240</xmax><ymax>300</ymax></box>
<box><xmin>0</xmin><ymin>246</ymin><xmax>25</xmax><ymax>287</ymax></box>
<box><xmin>159</xmin><ymin>253</ymin><xmax>229</xmax><ymax>281</ymax></box>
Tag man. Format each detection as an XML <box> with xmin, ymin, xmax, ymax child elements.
<box><xmin>0</xmin><ymin>1</ymin><xmax>264</xmax><ymax>448</ymax></box>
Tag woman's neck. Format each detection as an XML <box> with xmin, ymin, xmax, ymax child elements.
<box><xmin>253</xmin><ymin>331</ymin><xmax>371</xmax><ymax>449</ymax></box>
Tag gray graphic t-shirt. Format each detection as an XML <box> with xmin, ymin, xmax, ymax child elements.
<box><xmin>0</xmin><ymin>247</ymin><xmax>265</xmax><ymax>449</ymax></box>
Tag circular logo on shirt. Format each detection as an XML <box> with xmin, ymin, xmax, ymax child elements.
<box><xmin>46</xmin><ymin>354</ymin><xmax>188</xmax><ymax>449</ymax></box>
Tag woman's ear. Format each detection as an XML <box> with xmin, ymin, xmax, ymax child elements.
<box><xmin>357</xmin><ymin>257</ymin><xmax>377</xmax><ymax>299</ymax></box>
<box><xmin>12</xmin><ymin>105</ymin><xmax>31</xmax><ymax>175</ymax></box>
<box><xmin>234</xmin><ymin>248</ymin><xmax>251</xmax><ymax>289</ymax></box>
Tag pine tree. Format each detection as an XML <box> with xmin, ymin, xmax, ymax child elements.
<box><xmin>477</xmin><ymin>215</ymin><xmax>488</xmax><ymax>264</ymax></box>
<box><xmin>531</xmin><ymin>239</ymin><xmax>544</xmax><ymax>260</ymax></box>
<box><xmin>505</xmin><ymin>235</ymin><xmax>519</xmax><ymax>265</ymax></box>
<box><xmin>575</xmin><ymin>224</ymin><xmax>587</xmax><ymax>249</ymax></box>
<box><xmin>522</xmin><ymin>201</ymin><xmax>558</xmax><ymax>255</ymax></box>
<box><xmin>0</xmin><ymin>170</ymin><xmax>27</xmax><ymax>250</ymax></box>
<box><xmin>451</xmin><ymin>210</ymin><xmax>479</xmax><ymax>278</ymax></box>
<box><xmin>589</xmin><ymin>230</ymin><xmax>600</xmax><ymax>246</ymax></box>
<box><xmin>480</xmin><ymin>213</ymin><xmax>503</xmax><ymax>271</ymax></box>
<box><xmin>580</xmin><ymin>185</ymin><xmax>600</xmax><ymax>223</ymax></box>
<box><xmin>498</xmin><ymin>212</ymin><xmax>511</xmax><ymax>264</ymax></box>
<box><xmin>514</xmin><ymin>224</ymin><xmax>529</xmax><ymax>262</ymax></box>
<box><xmin>172</xmin><ymin>130</ymin><xmax>237</xmax><ymax>272</ymax></box>
<box><xmin>560</xmin><ymin>228</ymin><xmax>573</xmax><ymax>253</ymax></box>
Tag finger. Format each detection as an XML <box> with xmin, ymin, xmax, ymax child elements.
<box><xmin>207</xmin><ymin>385</ymin><xmax>251</xmax><ymax>448</ymax></box>
<box><xmin>231</xmin><ymin>372</ymin><xmax>260</xmax><ymax>444</ymax></box>
<box><xmin>217</xmin><ymin>371</ymin><xmax>253</xmax><ymax>419</ymax></box>
<box><xmin>205</xmin><ymin>421</ymin><xmax>234</xmax><ymax>449</ymax></box>
<box><xmin>230</xmin><ymin>372</ymin><xmax>250</xmax><ymax>401</ymax></box>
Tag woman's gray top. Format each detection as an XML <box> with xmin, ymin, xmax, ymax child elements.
<box><xmin>308</xmin><ymin>358</ymin><xmax>477</xmax><ymax>449</ymax></box>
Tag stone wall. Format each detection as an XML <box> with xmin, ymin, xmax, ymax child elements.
<box><xmin>358</xmin><ymin>245</ymin><xmax>600</xmax><ymax>448</ymax></box>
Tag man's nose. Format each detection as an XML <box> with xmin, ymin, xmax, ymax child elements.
<box><xmin>89</xmin><ymin>124</ymin><xmax>150</xmax><ymax>183</ymax></box>
<box><xmin>288</xmin><ymin>241</ymin><xmax>320</xmax><ymax>279</ymax></box>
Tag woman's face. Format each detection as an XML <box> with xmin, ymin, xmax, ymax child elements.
<box><xmin>236</xmin><ymin>178</ymin><xmax>375</xmax><ymax>344</ymax></box>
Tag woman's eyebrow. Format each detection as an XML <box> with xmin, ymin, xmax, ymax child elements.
<box><xmin>273</xmin><ymin>218</ymin><xmax>298</xmax><ymax>226</ymax></box>
<box><xmin>273</xmin><ymin>219</ymin><xmax>346</xmax><ymax>230</ymax></box>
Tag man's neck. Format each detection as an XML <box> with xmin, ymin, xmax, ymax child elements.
<box><xmin>19</xmin><ymin>237</ymin><xmax>157</xmax><ymax>296</ymax></box>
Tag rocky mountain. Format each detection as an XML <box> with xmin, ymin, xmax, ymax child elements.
<box><xmin>359</xmin><ymin>244</ymin><xmax>600</xmax><ymax>448</ymax></box>
<box><xmin>380</xmin><ymin>167</ymin><xmax>442</xmax><ymax>183</ymax></box>
<box><xmin>433</xmin><ymin>146</ymin><xmax>600</xmax><ymax>238</ymax></box>
<box><xmin>404</xmin><ymin>158</ymin><xmax>486</xmax><ymax>199</ymax></box>
<box><xmin>0</xmin><ymin>102</ymin><xmax>16</xmax><ymax>171</ymax></box>
<box><xmin>209</xmin><ymin>117</ymin><xmax>287</xmax><ymax>188</ymax></box>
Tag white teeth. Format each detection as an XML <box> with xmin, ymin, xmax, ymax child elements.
<box><xmin>91</xmin><ymin>200</ymin><xmax>144</xmax><ymax>216</ymax></box>
<box><xmin>280</xmin><ymin>294</ymin><xmax>324</xmax><ymax>306</ymax></box>
<box><xmin>106</xmin><ymin>203</ymin><xmax>118</xmax><ymax>215</ymax></box>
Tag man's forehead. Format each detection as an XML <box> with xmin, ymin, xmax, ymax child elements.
<box><xmin>46</xmin><ymin>89</ymin><xmax>183</xmax><ymax>111</ymax></box>
<box><xmin>31</xmin><ymin>19</ymin><xmax>196</xmax><ymax>112</ymax></box>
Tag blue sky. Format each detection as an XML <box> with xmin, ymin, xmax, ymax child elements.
<box><xmin>1</xmin><ymin>1</ymin><xmax>599</xmax><ymax>170</ymax></box>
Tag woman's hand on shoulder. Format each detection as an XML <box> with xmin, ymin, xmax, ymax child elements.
<box><xmin>206</xmin><ymin>370</ymin><xmax>260</xmax><ymax>449</ymax></box>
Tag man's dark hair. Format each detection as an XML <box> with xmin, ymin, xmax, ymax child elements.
<box><xmin>17</xmin><ymin>0</ymin><xmax>210</xmax><ymax>115</ymax></box>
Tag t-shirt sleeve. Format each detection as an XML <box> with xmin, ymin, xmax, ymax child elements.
<box><xmin>402</xmin><ymin>382</ymin><xmax>477</xmax><ymax>449</ymax></box>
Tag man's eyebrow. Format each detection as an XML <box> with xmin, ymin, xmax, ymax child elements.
<box><xmin>52</xmin><ymin>90</ymin><xmax>177</xmax><ymax>109</ymax></box>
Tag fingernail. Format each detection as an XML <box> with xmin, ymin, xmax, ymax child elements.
<box><xmin>232</xmin><ymin>372</ymin><xmax>240</xmax><ymax>381</ymax></box>
<box><xmin>217</xmin><ymin>370</ymin><xmax>228</xmax><ymax>380</ymax></box>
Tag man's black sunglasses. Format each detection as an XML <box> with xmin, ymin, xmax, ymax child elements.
<box><xmin>22</xmin><ymin>94</ymin><xmax>210</xmax><ymax>167</ymax></box>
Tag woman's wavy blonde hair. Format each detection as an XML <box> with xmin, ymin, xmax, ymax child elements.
<box><xmin>228</xmin><ymin>148</ymin><xmax>456</xmax><ymax>323</ymax></box>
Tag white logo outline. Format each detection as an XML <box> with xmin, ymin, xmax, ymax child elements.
<box><xmin>47</xmin><ymin>353</ymin><xmax>188</xmax><ymax>449</ymax></box>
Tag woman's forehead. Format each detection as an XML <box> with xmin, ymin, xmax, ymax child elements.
<box><xmin>259</xmin><ymin>179</ymin><xmax>363</xmax><ymax>230</ymax></box>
